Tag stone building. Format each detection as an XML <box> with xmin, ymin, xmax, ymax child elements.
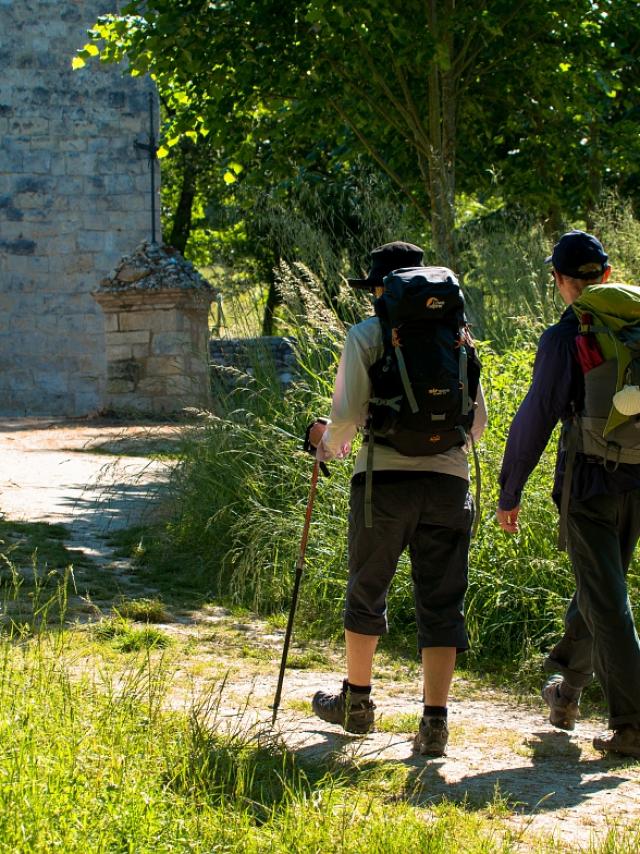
<box><xmin>0</xmin><ymin>0</ymin><xmax>160</xmax><ymax>415</ymax></box>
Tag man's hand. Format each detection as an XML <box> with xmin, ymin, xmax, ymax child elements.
<box><xmin>308</xmin><ymin>420</ymin><xmax>328</xmax><ymax>448</ymax></box>
<box><xmin>496</xmin><ymin>506</ymin><xmax>521</xmax><ymax>533</ymax></box>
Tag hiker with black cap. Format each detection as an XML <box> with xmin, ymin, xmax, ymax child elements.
<box><xmin>497</xmin><ymin>230</ymin><xmax>640</xmax><ymax>758</ymax></box>
<box><xmin>307</xmin><ymin>241</ymin><xmax>487</xmax><ymax>757</ymax></box>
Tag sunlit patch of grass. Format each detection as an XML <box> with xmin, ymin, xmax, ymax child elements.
<box><xmin>117</xmin><ymin>626</ymin><xmax>172</xmax><ymax>652</ymax></box>
<box><xmin>114</xmin><ymin>596</ymin><xmax>173</xmax><ymax>623</ymax></box>
<box><xmin>239</xmin><ymin>643</ymin><xmax>273</xmax><ymax>662</ymax></box>
<box><xmin>92</xmin><ymin>616</ymin><xmax>172</xmax><ymax>652</ymax></box>
<box><xmin>267</xmin><ymin>612</ymin><xmax>288</xmax><ymax>630</ymax></box>
<box><xmin>285</xmin><ymin>649</ymin><xmax>331</xmax><ymax>670</ymax></box>
<box><xmin>284</xmin><ymin>698</ymin><xmax>312</xmax><ymax>714</ymax></box>
<box><xmin>376</xmin><ymin>712</ymin><xmax>421</xmax><ymax>735</ymax></box>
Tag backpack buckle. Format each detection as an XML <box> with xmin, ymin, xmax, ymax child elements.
<box><xmin>578</xmin><ymin>312</ymin><xmax>593</xmax><ymax>335</ymax></box>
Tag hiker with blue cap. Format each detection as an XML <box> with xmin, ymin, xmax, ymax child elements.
<box><xmin>306</xmin><ymin>240</ymin><xmax>488</xmax><ymax>757</ymax></box>
<box><xmin>497</xmin><ymin>230</ymin><xmax>640</xmax><ymax>758</ymax></box>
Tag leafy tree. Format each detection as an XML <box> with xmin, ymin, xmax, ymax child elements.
<box><xmin>81</xmin><ymin>0</ymin><xmax>640</xmax><ymax>264</ymax></box>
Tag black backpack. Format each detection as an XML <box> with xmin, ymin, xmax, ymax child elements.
<box><xmin>361</xmin><ymin>266</ymin><xmax>481</xmax><ymax>527</ymax></box>
<box><xmin>367</xmin><ymin>267</ymin><xmax>480</xmax><ymax>452</ymax></box>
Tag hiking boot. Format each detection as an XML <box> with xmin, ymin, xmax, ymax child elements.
<box><xmin>413</xmin><ymin>716</ymin><xmax>449</xmax><ymax>757</ymax></box>
<box><xmin>312</xmin><ymin>680</ymin><xmax>375</xmax><ymax>734</ymax></box>
<box><xmin>593</xmin><ymin>726</ymin><xmax>640</xmax><ymax>758</ymax></box>
<box><xmin>541</xmin><ymin>675</ymin><xmax>580</xmax><ymax>731</ymax></box>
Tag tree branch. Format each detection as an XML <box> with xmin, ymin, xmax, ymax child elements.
<box><xmin>329</xmin><ymin>97</ymin><xmax>431</xmax><ymax>221</ymax></box>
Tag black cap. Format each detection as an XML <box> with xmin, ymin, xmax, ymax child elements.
<box><xmin>348</xmin><ymin>241</ymin><xmax>424</xmax><ymax>290</ymax></box>
<box><xmin>545</xmin><ymin>230</ymin><xmax>609</xmax><ymax>279</ymax></box>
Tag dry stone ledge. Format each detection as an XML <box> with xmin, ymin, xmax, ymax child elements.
<box><xmin>93</xmin><ymin>242</ymin><xmax>215</xmax><ymax>414</ymax></box>
<box><xmin>209</xmin><ymin>337</ymin><xmax>298</xmax><ymax>393</ymax></box>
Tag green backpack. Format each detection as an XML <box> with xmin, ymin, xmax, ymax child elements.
<box><xmin>559</xmin><ymin>283</ymin><xmax>640</xmax><ymax>548</ymax></box>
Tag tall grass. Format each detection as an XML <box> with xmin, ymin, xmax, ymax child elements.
<box><xmin>137</xmin><ymin>207</ymin><xmax>640</xmax><ymax>678</ymax></box>
<box><xmin>458</xmin><ymin>217</ymin><xmax>556</xmax><ymax>348</ymax></box>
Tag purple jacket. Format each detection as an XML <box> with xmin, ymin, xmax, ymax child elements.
<box><xmin>499</xmin><ymin>307</ymin><xmax>640</xmax><ymax>511</ymax></box>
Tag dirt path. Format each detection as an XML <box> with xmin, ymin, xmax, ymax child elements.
<box><xmin>0</xmin><ymin>417</ymin><xmax>638</xmax><ymax>850</ymax></box>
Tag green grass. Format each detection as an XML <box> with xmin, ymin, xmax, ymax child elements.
<box><xmin>376</xmin><ymin>712</ymin><xmax>422</xmax><ymax>735</ymax></box>
<box><xmin>0</xmin><ymin>518</ymin><xmax>134</xmax><ymax>621</ymax></box>
<box><xmin>0</xmin><ymin>519</ymin><xmax>92</xmax><ymax>571</ymax></box>
<box><xmin>1</xmin><ymin>618</ymin><xmax>636</xmax><ymax>854</ymax></box>
<box><xmin>285</xmin><ymin>649</ymin><xmax>332</xmax><ymax>670</ymax></box>
<box><xmin>114</xmin><ymin>596</ymin><xmax>173</xmax><ymax>623</ymax></box>
<box><xmin>92</xmin><ymin>616</ymin><xmax>173</xmax><ymax>652</ymax></box>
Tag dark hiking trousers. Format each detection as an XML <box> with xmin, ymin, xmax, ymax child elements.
<box><xmin>345</xmin><ymin>472</ymin><xmax>473</xmax><ymax>651</ymax></box>
<box><xmin>544</xmin><ymin>489</ymin><xmax>640</xmax><ymax>728</ymax></box>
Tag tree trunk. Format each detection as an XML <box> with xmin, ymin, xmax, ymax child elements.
<box><xmin>585</xmin><ymin>121</ymin><xmax>602</xmax><ymax>232</ymax></box>
<box><xmin>262</xmin><ymin>267</ymin><xmax>281</xmax><ymax>336</ymax></box>
<box><xmin>426</xmin><ymin>0</ymin><xmax>457</xmax><ymax>267</ymax></box>
<box><xmin>168</xmin><ymin>141</ymin><xmax>197</xmax><ymax>254</ymax></box>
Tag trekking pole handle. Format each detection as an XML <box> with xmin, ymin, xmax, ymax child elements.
<box><xmin>304</xmin><ymin>418</ymin><xmax>331</xmax><ymax>478</ymax></box>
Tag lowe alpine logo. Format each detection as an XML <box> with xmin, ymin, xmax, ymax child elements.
<box><xmin>429</xmin><ymin>435</ymin><xmax>441</xmax><ymax>443</ymax></box>
<box><xmin>429</xmin><ymin>388</ymin><xmax>449</xmax><ymax>396</ymax></box>
<box><xmin>426</xmin><ymin>296</ymin><xmax>445</xmax><ymax>310</ymax></box>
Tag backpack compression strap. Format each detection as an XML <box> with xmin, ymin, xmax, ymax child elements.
<box><xmin>470</xmin><ymin>435</ymin><xmax>481</xmax><ymax>539</ymax></box>
<box><xmin>392</xmin><ymin>328</ymin><xmax>419</xmax><ymax>414</ymax></box>
<box><xmin>459</xmin><ymin>345</ymin><xmax>469</xmax><ymax>416</ymax></box>
<box><xmin>364</xmin><ymin>430</ymin><xmax>375</xmax><ymax>528</ymax></box>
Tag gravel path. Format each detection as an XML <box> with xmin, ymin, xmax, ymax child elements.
<box><xmin>0</xmin><ymin>417</ymin><xmax>638</xmax><ymax>850</ymax></box>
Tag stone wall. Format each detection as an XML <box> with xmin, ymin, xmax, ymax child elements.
<box><xmin>0</xmin><ymin>0</ymin><xmax>160</xmax><ymax>415</ymax></box>
<box><xmin>209</xmin><ymin>337</ymin><xmax>298</xmax><ymax>398</ymax></box>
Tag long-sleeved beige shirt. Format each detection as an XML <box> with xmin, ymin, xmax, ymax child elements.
<box><xmin>318</xmin><ymin>315</ymin><xmax>488</xmax><ymax>480</ymax></box>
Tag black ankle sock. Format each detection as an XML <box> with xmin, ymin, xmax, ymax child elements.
<box><xmin>559</xmin><ymin>682</ymin><xmax>581</xmax><ymax>702</ymax></box>
<box><xmin>345</xmin><ymin>681</ymin><xmax>371</xmax><ymax>695</ymax></box>
<box><xmin>424</xmin><ymin>705</ymin><xmax>447</xmax><ymax>718</ymax></box>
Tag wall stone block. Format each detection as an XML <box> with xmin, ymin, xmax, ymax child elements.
<box><xmin>106</xmin><ymin>330</ymin><xmax>150</xmax><ymax>347</ymax></box>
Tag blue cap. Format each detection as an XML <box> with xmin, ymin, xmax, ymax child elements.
<box><xmin>545</xmin><ymin>230</ymin><xmax>609</xmax><ymax>279</ymax></box>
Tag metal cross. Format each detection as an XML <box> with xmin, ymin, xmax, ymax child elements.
<box><xmin>134</xmin><ymin>91</ymin><xmax>159</xmax><ymax>244</ymax></box>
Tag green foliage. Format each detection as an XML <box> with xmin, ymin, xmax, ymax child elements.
<box><xmin>84</xmin><ymin>0</ymin><xmax>640</xmax><ymax>255</ymax></box>
<box><xmin>459</xmin><ymin>216</ymin><xmax>556</xmax><ymax>348</ymax></box>
<box><xmin>592</xmin><ymin>194</ymin><xmax>640</xmax><ymax>283</ymax></box>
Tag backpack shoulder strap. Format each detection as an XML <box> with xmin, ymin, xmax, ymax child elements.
<box><xmin>374</xmin><ymin>294</ymin><xmax>419</xmax><ymax>414</ymax></box>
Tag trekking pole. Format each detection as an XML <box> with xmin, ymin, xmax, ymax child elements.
<box><xmin>271</xmin><ymin>421</ymin><xmax>329</xmax><ymax>727</ymax></box>
<box><xmin>271</xmin><ymin>459</ymin><xmax>320</xmax><ymax>726</ymax></box>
